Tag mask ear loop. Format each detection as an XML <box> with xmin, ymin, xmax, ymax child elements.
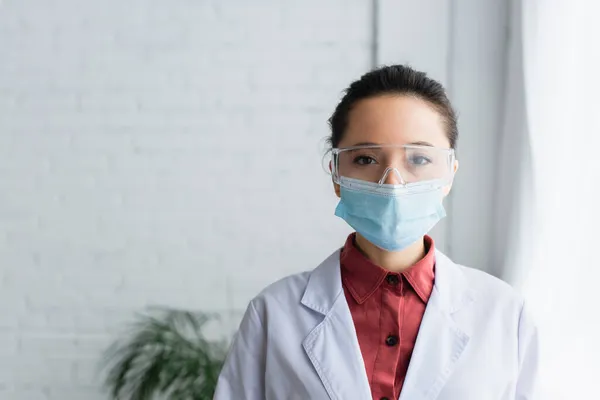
<box><xmin>379</xmin><ymin>167</ymin><xmax>406</xmax><ymax>185</ymax></box>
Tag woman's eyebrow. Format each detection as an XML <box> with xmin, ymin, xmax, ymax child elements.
<box><xmin>408</xmin><ymin>141</ymin><xmax>434</xmax><ymax>147</ymax></box>
<box><xmin>349</xmin><ymin>141</ymin><xmax>381</xmax><ymax>146</ymax></box>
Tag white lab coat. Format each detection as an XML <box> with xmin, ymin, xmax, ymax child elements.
<box><xmin>214</xmin><ymin>250</ymin><xmax>538</xmax><ymax>400</ymax></box>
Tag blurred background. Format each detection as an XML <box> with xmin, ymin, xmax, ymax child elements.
<box><xmin>0</xmin><ymin>0</ymin><xmax>598</xmax><ymax>399</ymax></box>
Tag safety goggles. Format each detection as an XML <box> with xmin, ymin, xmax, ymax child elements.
<box><xmin>331</xmin><ymin>144</ymin><xmax>456</xmax><ymax>186</ymax></box>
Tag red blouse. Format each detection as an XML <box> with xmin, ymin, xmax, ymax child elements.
<box><xmin>340</xmin><ymin>234</ymin><xmax>436</xmax><ymax>400</ymax></box>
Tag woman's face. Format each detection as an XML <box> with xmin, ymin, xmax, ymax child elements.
<box><xmin>334</xmin><ymin>94</ymin><xmax>457</xmax><ymax>196</ymax></box>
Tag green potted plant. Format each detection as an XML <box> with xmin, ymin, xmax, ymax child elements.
<box><xmin>102</xmin><ymin>307</ymin><xmax>227</xmax><ymax>400</ymax></box>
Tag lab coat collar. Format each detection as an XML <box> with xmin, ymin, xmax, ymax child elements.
<box><xmin>301</xmin><ymin>249</ymin><xmax>372</xmax><ymax>399</ymax></box>
<box><xmin>300</xmin><ymin>249</ymin><xmax>343</xmax><ymax>315</ymax></box>
<box><xmin>301</xmin><ymin>248</ymin><xmax>476</xmax><ymax>400</ymax></box>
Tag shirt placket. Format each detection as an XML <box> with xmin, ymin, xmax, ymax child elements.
<box><xmin>371</xmin><ymin>273</ymin><xmax>404</xmax><ymax>400</ymax></box>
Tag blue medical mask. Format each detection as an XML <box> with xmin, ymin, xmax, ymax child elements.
<box><xmin>334</xmin><ymin>176</ymin><xmax>447</xmax><ymax>252</ymax></box>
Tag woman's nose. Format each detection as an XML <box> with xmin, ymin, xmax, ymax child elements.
<box><xmin>379</xmin><ymin>167</ymin><xmax>405</xmax><ymax>185</ymax></box>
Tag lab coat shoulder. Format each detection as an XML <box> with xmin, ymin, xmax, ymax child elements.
<box><xmin>214</xmin><ymin>252</ymin><xmax>341</xmax><ymax>400</ymax></box>
<box><xmin>459</xmin><ymin>261</ymin><xmax>525</xmax><ymax>306</ymax></box>
<box><xmin>440</xmin><ymin>255</ymin><xmax>539</xmax><ymax>399</ymax></box>
<box><xmin>458</xmin><ymin>265</ymin><xmax>539</xmax><ymax>399</ymax></box>
<box><xmin>214</xmin><ymin>267</ymin><xmax>322</xmax><ymax>400</ymax></box>
<box><xmin>436</xmin><ymin>252</ymin><xmax>524</xmax><ymax>327</ymax></box>
<box><xmin>450</xmin><ymin>256</ymin><xmax>537</xmax><ymax>351</ymax></box>
<box><xmin>246</xmin><ymin>269</ymin><xmax>316</xmax><ymax>335</ymax></box>
<box><xmin>253</xmin><ymin>269</ymin><xmax>313</xmax><ymax>311</ymax></box>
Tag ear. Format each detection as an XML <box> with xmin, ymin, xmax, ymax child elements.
<box><xmin>442</xmin><ymin>159</ymin><xmax>459</xmax><ymax>197</ymax></box>
<box><xmin>329</xmin><ymin>161</ymin><xmax>341</xmax><ymax>198</ymax></box>
<box><xmin>334</xmin><ymin>182</ymin><xmax>341</xmax><ymax>198</ymax></box>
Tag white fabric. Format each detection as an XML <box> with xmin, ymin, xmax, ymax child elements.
<box><xmin>490</xmin><ymin>0</ymin><xmax>534</xmax><ymax>288</ymax></box>
<box><xmin>514</xmin><ymin>0</ymin><xmax>600</xmax><ymax>398</ymax></box>
<box><xmin>214</xmin><ymin>250</ymin><xmax>538</xmax><ymax>400</ymax></box>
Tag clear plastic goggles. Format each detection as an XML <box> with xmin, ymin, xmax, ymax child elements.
<box><xmin>331</xmin><ymin>144</ymin><xmax>456</xmax><ymax>186</ymax></box>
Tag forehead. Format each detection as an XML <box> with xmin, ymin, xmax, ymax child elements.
<box><xmin>340</xmin><ymin>95</ymin><xmax>450</xmax><ymax>148</ymax></box>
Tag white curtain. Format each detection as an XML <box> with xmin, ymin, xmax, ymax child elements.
<box><xmin>491</xmin><ymin>0</ymin><xmax>534</xmax><ymax>287</ymax></box>
<box><xmin>498</xmin><ymin>0</ymin><xmax>600</xmax><ymax>397</ymax></box>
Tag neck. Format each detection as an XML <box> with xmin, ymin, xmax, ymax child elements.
<box><xmin>354</xmin><ymin>233</ymin><xmax>427</xmax><ymax>272</ymax></box>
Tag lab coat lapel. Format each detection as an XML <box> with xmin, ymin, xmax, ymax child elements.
<box><xmin>300</xmin><ymin>250</ymin><xmax>372</xmax><ymax>400</ymax></box>
<box><xmin>399</xmin><ymin>251</ymin><xmax>475</xmax><ymax>400</ymax></box>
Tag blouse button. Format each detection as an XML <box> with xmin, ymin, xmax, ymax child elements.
<box><xmin>385</xmin><ymin>334</ymin><xmax>399</xmax><ymax>347</ymax></box>
<box><xmin>385</xmin><ymin>274</ymin><xmax>399</xmax><ymax>285</ymax></box>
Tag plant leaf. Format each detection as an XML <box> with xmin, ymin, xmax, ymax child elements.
<box><xmin>101</xmin><ymin>308</ymin><xmax>227</xmax><ymax>400</ymax></box>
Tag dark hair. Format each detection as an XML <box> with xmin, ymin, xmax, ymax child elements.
<box><xmin>327</xmin><ymin>64</ymin><xmax>458</xmax><ymax>149</ymax></box>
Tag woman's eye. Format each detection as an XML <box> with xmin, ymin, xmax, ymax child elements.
<box><xmin>353</xmin><ymin>156</ymin><xmax>377</xmax><ymax>165</ymax></box>
<box><xmin>409</xmin><ymin>155</ymin><xmax>431</xmax><ymax>166</ymax></box>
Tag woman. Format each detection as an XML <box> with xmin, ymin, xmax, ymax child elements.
<box><xmin>214</xmin><ymin>65</ymin><xmax>538</xmax><ymax>400</ymax></box>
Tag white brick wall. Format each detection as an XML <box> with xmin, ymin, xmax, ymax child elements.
<box><xmin>0</xmin><ymin>0</ymin><xmax>371</xmax><ymax>397</ymax></box>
